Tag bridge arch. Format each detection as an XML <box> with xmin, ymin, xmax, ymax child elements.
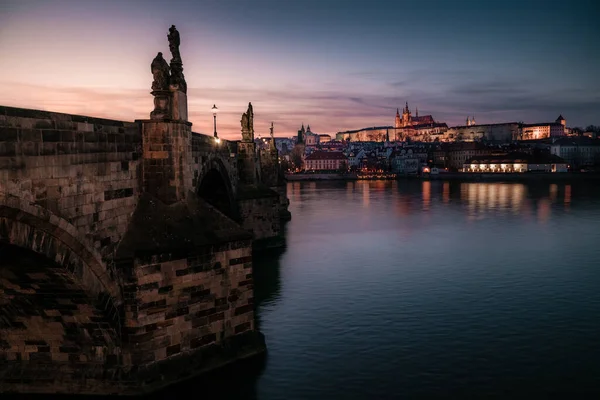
<box><xmin>197</xmin><ymin>156</ymin><xmax>239</xmax><ymax>221</ymax></box>
<box><xmin>0</xmin><ymin>193</ymin><xmax>123</xmax><ymax>335</ymax></box>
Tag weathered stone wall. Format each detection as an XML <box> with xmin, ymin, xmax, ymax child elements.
<box><xmin>0</xmin><ymin>106</ymin><xmax>141</xmax><ymax>260</ymax></box>
<box><xmin>0</xmin><ymin>245</ymin><xmax>122</xmax><ymax>391</ymax></box>
<box><xmin>259</xmin><ymin>148</ymin><xmax>291</xmax><ymax>221</ymax></box>
<box><xmin>120</xmin><ymin>240</ymin><xmax>255</xmax><ymax>366</ymax></box>
<box><xmin>237</xmin><ymin>141</ymin><xmax>260</xmax><ymax>185</ymax></box>
<box><xmin>139</xmin><ymin>120</ymin><xmax>192</xmax><ymax>205</ymax></box>
<box><xmin>191</xmin><ymin>134</ymin><xmax>238</xmax><ymax>195</ymax></box>
<box><xmin>237</xmin><ymin>190</ymin><xmax>284</xmax><ymax>250</ymax></box>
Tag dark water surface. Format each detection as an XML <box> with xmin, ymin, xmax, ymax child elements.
<box><xmin>14</xmin><ymin>180</ymin><xmax>600</xmax><ymax>399</ymax></box>
<box><xmin>167</xmin><ymin>180</ymin><xmax>600</xmax><ymax>399</ymax></box>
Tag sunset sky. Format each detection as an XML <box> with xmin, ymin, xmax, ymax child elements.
<box><xmin>0</xmin><ymin>0</ymin><xmax>598</xmax><ymax>139</ymax></box>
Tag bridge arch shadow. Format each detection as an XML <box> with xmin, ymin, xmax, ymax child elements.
<box><xmin>197</xmin><ymin>157</ymin><xmax>239</xmax><ymax>222</ymax></box>
<box><xmin>0</xmin><ymin>195</ymin><xmax>123</xmax><ymax>344</ymax></box>
<box><xmin>0</xmin><ymin>243</ymin><xmax>121</xmax><ymax>368</ymax></box>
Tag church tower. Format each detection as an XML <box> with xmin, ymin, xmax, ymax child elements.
<box><xmin>395</xmin><ymin>108</ymin><xmax>401</xmax><ymax>129</ymax></box>
<box><xmin>402</xmin><ymin>102</ymin><xmax>412</xmax><ymax>127</ymax></box>
<box><xmin>297</xmin><ymin>123</ymin><xmax>305</xmax><ymax>144</ymax></box>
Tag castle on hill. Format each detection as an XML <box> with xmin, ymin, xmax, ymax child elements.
<box><xmin>335</xmin><ymin>102</ymin><xmax>448</xmax><ymax>142</ymax></box>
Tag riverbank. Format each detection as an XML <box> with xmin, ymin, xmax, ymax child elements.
<box><xmin>286</xmin><ymin>172</ymin><xmax>600</xmax><ymax>183</ymax></box>
<box><xmin>423</xmin><ymin>172</ymin><xmax>600</xmax><ymax>182</ymax></box>
<box><xmin>285</xmin><ymin>173</ymin><xmax>358</xmax><ymax>181</ymax></box>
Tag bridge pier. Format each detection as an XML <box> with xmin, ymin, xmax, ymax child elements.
<box><xmin>112</xmin><ymin>193</ymin><xmax>265</xmax><ymax>394</ymax></box>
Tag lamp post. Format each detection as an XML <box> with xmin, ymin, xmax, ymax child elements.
<box><xmin>211</xmin><ymin>104</ymin><xmax>219</xmax><ymax>143</ymax></box>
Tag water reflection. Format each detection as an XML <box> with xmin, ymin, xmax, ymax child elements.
<box><xmin>422</xmin><ymin>181</ymin><xmax>431</xmax><ymax>211</ymax></box>
<box><xmin>362</xmin><ymin>181</ymin><xmax>370</xmax><ymax>208</ymax></box>
<box><xmin>443</xmin><ymin>182</ymin><xmax>450</xmax><ymax>204</ymax></box>
<box><xmin>253</xmin><ymin>251</ymin><xmax>284</xmax><ymax>311</ymax></box>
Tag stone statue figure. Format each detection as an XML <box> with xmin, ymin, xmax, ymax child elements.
<box><xmin>166</xmin><ymin>25</ymin><xmax>187</xmax><ymax>93</ymax></box>
<box><xmin>269</xmin><ymin>122</ymin><xmax>277</xmax><ymax>151</ymax></box>
<box><xmin>241</xmin><ymin>113</ymin><xmax>249</xmax><ymax>132</ymax></box>
<box><xmin>167</xmin><ymin>25</ymin><xmax>181</xmax><ymax>63</ymax></box>
<box><xmin>240</xmin><ymin>102</ymin><xmax>254</xmax><ymax>142</ymax></box>
<box><xmin>247</xmin><ymin>102</ymin><xmax>254</xmax><ymax>132</ymax></box>
<box><xmin>151</xmin><ymin>52</ymin><xmax>170</xmax><ymax>91</ymax></box>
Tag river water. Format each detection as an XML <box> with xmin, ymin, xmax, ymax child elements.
<box><xmin>160</xmin><ymin>180</ymin><xmax>600</xmax><ymax>399</ymax></box>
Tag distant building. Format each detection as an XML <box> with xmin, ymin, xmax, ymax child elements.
<box><xmin>304</xmin><ymin>151</ymin><xmax>347</xmax><ymax>171</ymax></box>
<box><xmin>389</xmin><ymin>148</ymin><xmax>426</xmax><ymax>174</ymax></box>
<box><xmin>521</xmin><ymin>115</ymin><xmax>567</xmax><ymax>140</ymax></box>
<box><xmin>318</xmin><ymin>134</ymin><xmax>332</xmax><ymax>143</ymax></box>
<box><xmin>464</xmin><ymin>152</ymin><xmax>568</xmax><ymax>173</ymax></box>
<box><xmin>465</xmin><ymin>116</ymin><xmax>477</xmax><ymax>126</ymax></box>
<box><xmin>297</xmin><ymin>124</ymin><xmax>330</xmax><ymax>146</ymax></box>
<box><xmin>446</xmin><ymin>142</ymin><xmax>497</xmax><ymax>170</ymax></box>
<box><xmin>335</xmin><ymin>102</ymin><xmax>447</xmax><ymax>142</ymax></box>
<box><xmin>550</xmin><ymin>137</ymin><xmax>600</xmax><ymax>168</ymax></box>
<box><xmin>443</xmin><ymin>122</ymin><xmax>520</xmax><ymax>143</ymax></box>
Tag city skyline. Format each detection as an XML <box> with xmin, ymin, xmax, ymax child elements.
<box><xmin>1</xmin><ymin>0</ymin><xmax>598</xmax><ymax>139</ymax></box>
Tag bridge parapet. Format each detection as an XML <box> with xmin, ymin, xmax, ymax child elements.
<box><xmin>0</xmin><ymin>105</ymin><xmax>141</xmax><ymax>260</ymax></box>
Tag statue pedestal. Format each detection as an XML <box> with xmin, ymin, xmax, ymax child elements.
<box><xmin>170</xmin><ymin>85</ymin><xmax>188</xmax><ymax>121</ymax></box>
<box><xmin>149</xmin><ymin>88</ymin><xmax>187</xmax><ymax>122</ymax></box>
<box><xmin>150</xmin><ymin>90</ymin><xmax>171</xmax><ymax>120</ymax></box>
<box><xmin>136</xmin><ymin>118</ymin><xmax>193</xmax><ymax>205</ymax></box>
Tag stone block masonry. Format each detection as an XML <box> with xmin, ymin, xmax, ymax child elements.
<box><xmin>237</xmin><ymin>186</ymin><xmax>285</xmax><ymax>251</ymax></box>
<box><xmin>139</xmin><ymin>119</ymin><xmax>192</xmax><ymax>205</ymax></box>
<box><xmin>0</xmin><ymin>106</ymin><xmax>141</xmax><ymax>261</ymax></box>
<box><xmin>120</xmin><ymin>241</ymin><xmax>256</xmax><ymax>367</ymax></box>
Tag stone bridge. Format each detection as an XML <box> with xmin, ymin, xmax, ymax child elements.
<box><xmin>0</xmin><ymin>25</ymin><xmax>289</xmax><ymax>395</ymax></box>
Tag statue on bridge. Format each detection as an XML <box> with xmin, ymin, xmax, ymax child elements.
<box><xmin>151</xmin><ymin>52</ymin><xmax>170</xmax><ymax>91</ymax></box>
<box><xmin>167</xmin><ymin>25</ymin><xmax>181</xmax><ymax>63</ymax></box>
<box><xmin>241</xmin><ymin>102</ymin><xmax>254</xmax><ymax>142</ymax></box>
<box><xmin>167</xmin><ymin>25</ymin><xmax>187</xmax><ymax>94</ymax></box>
<box><xmin>269</xmin><ymin>122</ymin><xmax>276</xmax><ymax>150</ymax></box>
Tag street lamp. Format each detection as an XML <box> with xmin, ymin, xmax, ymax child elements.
<box><xmin>211</xmin><ymin>104</ymin><xmax>219</xmax><ymax>142</ymax></box>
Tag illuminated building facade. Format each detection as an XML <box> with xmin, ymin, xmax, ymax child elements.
<box><xmin>335</xmin><ymin>102</ymin><xmax>447</xmax><ymax>142</ymax></box>
<box><xmin>304</xmin><ymin>151</ymin><xmax>347</xmax><ymax>171</ymax></box>
<box><xmin>521</xmin><ymin>115</ymin><xmax>566</xmax><ymax>140</ymax></box>
<box><xmin>443</xmin><ymin>122</ymin><xmax>520</xmax><ymax>143</ymax></box>
<box><xmin>463</xmin><ymin>153</ymin><xmax>568</xmax><ymax>173</ymax></box>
